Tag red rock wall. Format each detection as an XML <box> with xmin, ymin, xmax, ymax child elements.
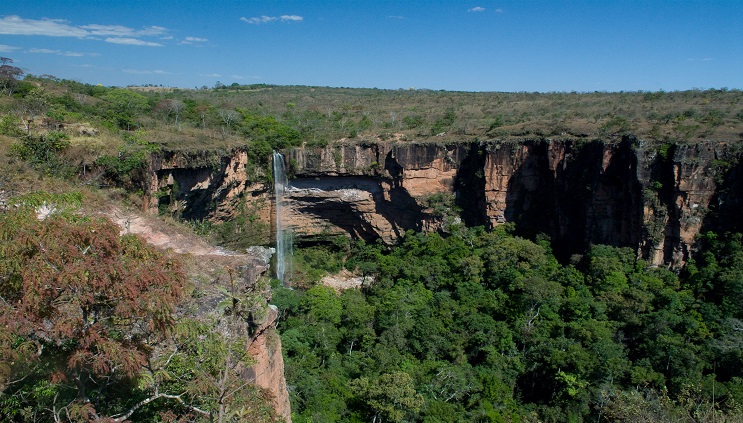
<box><xmin>144</xmin><ymin>139</ymin><xmax>743</xmax><ymax>267</ymax></box>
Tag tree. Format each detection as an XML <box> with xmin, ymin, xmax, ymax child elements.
<box><xmin>351</xmin><ymin>372</ymin><xmax>424</xmax><ymax>423</ymax></box>
<box><xmin>102</xmin><ymin>88</ymin><xmax>149</xmax><ymax>130</ymax></box>
<box><xmin>0</xmin><ymin>57</ymin><xmax>24</xmax><ymax>95</ymax></box>
<box><xmin>0</xmin><ymin>207</ymin><xmax>185</xmax><ymax>420</ymax></box>
<box><xmin>195</xmin><ymin>103</ymin><xmax>210</xmax><ymax>128</ymax></box>
<box><xmin>14</xmin><ymin>87</ymin><xmax>52</xmax><ymax>135</ymax></box>
<box><xmin>155</xmin><ymin>98</ymin><xmax>185</xmax><ymax>129</ymax></box>
<box><xmin>119</xmin><ymin>317</ymin><xmax>279</xmax><ymax>423</ymax></box>
<box><xmin>219</xmin><ymin>108</ymin><xmax>239</xmax><ymax>138</ymax></box>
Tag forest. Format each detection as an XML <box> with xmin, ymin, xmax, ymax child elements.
<box><xmin>277</xmin><ymin>226</ymin><xmax>743</xmax><ymax>422</ymax></box>
<box><xmin>1</xmin><ymin>59</ymin><xmax>743</xmax><ymax>421</ymax></box>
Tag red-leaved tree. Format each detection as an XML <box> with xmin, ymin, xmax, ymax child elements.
<box><xmin>0</xmin><ymin>208</ymin><xmax>184</xmax><ymax>420</ymax></box>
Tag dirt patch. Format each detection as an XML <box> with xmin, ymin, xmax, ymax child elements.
<box><xmin>321</xmin><ymin>269</ymin><xmax>369</xmax><ymax>291</ymax></box>
<box><xmin>102</xmin><ymin>205</ymin><xmax>241</xmax><ymax>257</ymax></box>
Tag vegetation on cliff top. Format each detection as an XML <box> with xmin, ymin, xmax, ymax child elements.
<box><xmin>2</xmin><ymin>61</ymin><xmax>743</xmax><ymax>161</ymax></box>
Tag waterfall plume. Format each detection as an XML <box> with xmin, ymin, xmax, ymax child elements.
<box><xmin>272</xmin><ymin>151</ymin><xmax>292</xmax><ymax>286</ymax></box>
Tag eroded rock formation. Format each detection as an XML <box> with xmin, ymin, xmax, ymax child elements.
<box><xmin>144</xmin><ymin>138</ymin><xmax>743</xmax><ymax>267</ymax></box>
<box><xmin>247</xmin><ymin>304</ymin><xmax>292</xmax><ymax>422</ymax></box>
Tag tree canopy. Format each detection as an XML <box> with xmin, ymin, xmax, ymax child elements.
<box><xmin>276</xmin><ymin>227</ymin><xmax>743</xmax><ymax>422</ymax></box>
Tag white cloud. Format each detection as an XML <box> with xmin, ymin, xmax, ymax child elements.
<box><xmin>495</xmin><ymin>8</ymin><xmax>504</xmax><ymax>13</ymax></box>
<box><xmin>105</xmin><ymin>37</ymin><xmax>163</xmax><ymax>47</ymax></box>
<box><xmin>28</xmin><ymin>48</ymin><xmax>60</xmax><ymax>54</ymax></box>
<box><xmin>80</xmin><ymin>24</ymin><xmax>166</xmax><ymax>37</ymax></box>
<box><xmin>0</xmin><ymin>15</ymin><xmax>88</xmax><ymax>37</ymax></box>
<box><xmin>181</xmin><ymin>36</ymin><xmax>208</xmax><ymax>45</ymax></box>
<box><xmin>240</xmin><ymin>14</ymin><xmax>303</xmax><ymax>24</ymax></box>
<box><xmin>0</xmin><ymin>15</ymin><xmax>167</xmax><ymax>47</ymax></box>
<box><xmin>687</xmin><ymin>57</ymin><xmax>714</xmax><ymax>62</ymax></box>
<box><xmin>231</xmin><ymin>74</ymin><xmax>260</xmax><ymax>80</ymax></box>
<box><xmin>201</xmin><ymin>73</ymin><xmax>222</xmax><ymax>78</ymax></box>
<box><xmin>123</xmin><ymin>68</ymin><xmax>170</xmax><ymax>75</ymax></box>
<box><xmin>387</xmin><ymin>15</ymin><xmax>405</xmax><ymax>20</ymax></box>
<box><xmin>0</xmin><ymin>44</ymin><xmax>21</xmax><ymax>52</ymax></box>
<box><xmin>241</xmin><ymin>16</ymin><xmax>277</xmax><ymax>25</ymax></box>
<box><xmin>63</xmin><ymin>51</ymin><xmax>93</xmax><ymax>57</ymax></box>
<box><xmin>468</xmin><ymin>6</ymin><xmax>486</xmax><ymax>12</ymax></box>
<box><xmin>28</xmin><ymin>47</ymin><xmax>96</xmax><ymax>57</ymax></box>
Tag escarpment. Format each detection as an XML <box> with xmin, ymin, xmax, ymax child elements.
<box><xmin>144</xmin><ymin>137</ymin><xmax>743</xmax><ymax>267</ymax></box>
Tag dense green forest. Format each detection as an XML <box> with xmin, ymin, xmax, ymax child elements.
<box><xmin>2</xmin><ymin>60</ymin><xmax>743</xmax><ymax>422</ymax></box>
<box><xmin>277</xmin><ymin>227</ymin><xmax>743</xmax><ymax>422</ymax></box>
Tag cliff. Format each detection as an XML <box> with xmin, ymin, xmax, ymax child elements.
<box><xmin>106</xmin><ymin>207</ymin><xmax>292</xmax><ymax>421</ymax></box>
<box><xmin>143</xmin><ymin>137</ymin><xmax>743</xmax><ymax>267</ymax></box>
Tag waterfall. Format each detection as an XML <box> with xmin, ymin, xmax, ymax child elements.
<box><xmin>272</xmin><ymin>151</ymin><xmax>292</xmax><ymax>285</ymax></box>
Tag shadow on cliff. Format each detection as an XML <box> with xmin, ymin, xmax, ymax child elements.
<box><xmin>293</xmin><ymin>194</ymin><xmax>382</xmax><ymax>242</ymax></box>
<box><xmin>502</xmin><ymin>138</ymin><xmax>644</xmax><ymax>262</ymax></box>
<box><xmin>158</xmin><ymin>168</ymin><xmax>216</xmax><ymax>221</ymax></box>
<box><xmin>380</xmin><ymin>151</ymin><xmax>425</xmax><ymax>237</ymax></box>
<box><xmin>700</xmin><ymin>154</ymin><xmax>743</xmax><ymax>236</ymax></box>
<box><xmin>454</xmin><ymin>143</ymin><xmax>489</xmax><ymax>228</ymax></box>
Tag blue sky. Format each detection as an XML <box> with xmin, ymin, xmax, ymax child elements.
<box><xmin>1</xmin><ymin>1</ymin><xmax>741</xmax><ymax>92</ymax></box>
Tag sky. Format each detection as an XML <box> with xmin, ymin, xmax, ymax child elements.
<box><xmin>1</xmin><ymin>1</ymin><xmax>741</xmax><ymax>92</ymax></box>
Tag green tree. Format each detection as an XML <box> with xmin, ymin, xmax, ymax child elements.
<box><xmin>351</xmin><ymin>371</ymin><xmax>424</xmax><ymax>423</ymax></box>
<box><xmin>102</xmin><ymin>88</ymin><xmax>149</xmax><ymax>130</ymax></box>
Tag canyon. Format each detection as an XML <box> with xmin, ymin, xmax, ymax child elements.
<box><xmin>145</xmin><ymin>136</ymin><xmax>743</xmax><ymax>268</ymax></box>
<box><xmin>109</xmin><ymin>136</ymin><xmax>743</xmax><ymax>420</ymax></box>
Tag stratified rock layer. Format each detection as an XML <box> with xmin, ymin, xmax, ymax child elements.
<box><xmin>145</xmin><ymin>138</ymin><xmax>743</xmax><ymax>267</ymax></box>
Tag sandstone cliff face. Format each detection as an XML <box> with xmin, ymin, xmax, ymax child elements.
<box><xmin>144</xmin><ymin>138</ymin><xmax>743</xmax><ymax>267</ymax></box>
<box><xmin>246</xmin><ymin>304</ymin><xmax>292</xmax><ymax>423</ymax></box>
<box><xmin>145</xmin><ymin>149</ymin><xmax>271</xmax><ymax>222</ymax></box>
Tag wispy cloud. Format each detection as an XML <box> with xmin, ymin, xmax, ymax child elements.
<box><xmin>387</xmin><ymin>15</ymin><xmax>405</xmax><ymax>20</ymax></box>
<box><xmin>0</xmin><ymin>15</ymin><xmax>167</xmax><ymax>47</ymax></box>
<box><xmin>201</xmin><ymin>73</ymin><xmax>222</xmax><ymax>78</ymax></box>
<box><xmin>495</xmin><ymin>8</ymin><xmax>504</xmax><ymax>13</ymax></box>
<box><xmin>80</xmin><ymin>24</ymin><xmax>166</xmax><ymax>37</ymax></box>
<box><xmin>241</xmin><ymin>16</ymin><xmax>275</xmax><ymax>24</ymax></box>
<box><xmin>28</xmin><ymin>48</ymin><xmax>97</xmax><ymax>57</ymax></box>
<box><xmin>468</xmin><ymin>6</ymin><xmax>486</xmax><ymax>12</ymax></box>
<box><xmin>240</xmin><ymin>15</ymin><xmax>304</xmax><ymax>25</ymax></box>
<box><xmin>230</xmin><ymin>74</ymin><xmax>260</xmax><ymax>80</ymax></box>
<box><xmin>181</xmin><ymin>36</ymin><xmax>208</xmax><ymax>45</ymax></box>
<box><xmin>0</xmin><ymin>15</ymin><xmax>89</xmax><ymax>37</ymax></box>
<box><xmin>29</xmin><ymin>48</ymin><xmax>59</xmax><ymax>54</ymax></box>
<box><xmin>105</xmin><ymin>37</ymin><xmax>163</xmax><ymax>47</ymax></box>
<box><xmin>123</xmin><ymin>68</ymin><xmax>171</xmax><ymax>75</ymax></box>
<box><xmin>0</xmin><ymin>44</ymin><xmax>21</xmax><ymax>52</ymax></box>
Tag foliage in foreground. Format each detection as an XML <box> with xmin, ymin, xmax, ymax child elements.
<box><xmin>0</xmin><ymin>205</ymin><xmax>281</xmax><ymax>422</ymax></box>
<box><xmin>275</xmin><ymin>226</ymin><xmax>743</xmax><ymax>422</ymax></box>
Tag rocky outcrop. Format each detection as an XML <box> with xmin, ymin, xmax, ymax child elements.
<box><xmin>247</xmin><ymin>305</ymin><xmax>292</xmax><ymax>423</ymax></box>
<box><xmin>144</xmin><ymin>149</ymin><xmax>271</xmax><ymax>222</ymax></box>
<box><xmin>283</xmin><ymin>143</ymin><xmax>467</xmax><ymax>242</ymax></box>
<box><xmin>143</xmin><ymin>138</ymin><xmax>743</xmax><ymax>267</ymax></box>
